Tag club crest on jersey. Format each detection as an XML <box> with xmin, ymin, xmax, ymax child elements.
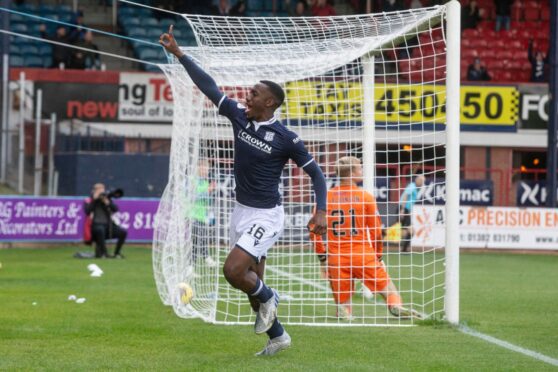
<box><xmin>264</xmin><ymin>131</ymin><xmax>275</xmax><ymax>142</ymax></box>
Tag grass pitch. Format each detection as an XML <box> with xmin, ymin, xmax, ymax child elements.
<box><xmin>1</xmin><ymin>246</ymin><xmax>557</xmax><ymax>371</ymax></box>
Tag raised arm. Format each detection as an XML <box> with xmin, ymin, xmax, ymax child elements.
<box><xmin>303</xmin><ymin>161</ymin><xmax>328</xmax><ymax>235</ymax></box>
<box><xmin>159</xmin><ymin>25</ymin><xmax>223</xmax><ymax>106</ymax></box>
<box><xmin>528</xmin><ymin>39</ymin><xmax>535</xmax><ymax>64</ymax></box>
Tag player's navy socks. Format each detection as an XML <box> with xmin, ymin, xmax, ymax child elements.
<box><xmin>249</xmin><ymin>277</ymin><xmax>274</xmax><ymax>303</ymax></box>
<box><xmin>266</xmin><ymin>318</ymin><xmax>284</xmax><ymax>339</ymax></box>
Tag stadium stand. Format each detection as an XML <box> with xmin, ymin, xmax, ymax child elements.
<box><xmin>7</xmin><ymin>0</ymin><xmax>550</xmax><ymax>81</ymax></box>
<box><xmin>460</xmin><ymin>0</ymin><xmax>551</xmax><ymax>82</ymax></box>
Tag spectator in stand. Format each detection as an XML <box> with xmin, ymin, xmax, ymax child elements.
<box><xmin>462</xmin><ymin>0</ymin><xmax>481</xmax><ymax>30</ymax></box>
<box><xmin>182</xmin><ymin>0</ymin><xmax>214</xmax><ymax>15</ymax></box>
<box><xmin>410</xmin><ymin>0</ymin><xmax>423</xmax><ymax>9</ymax></box>
<box><xmin>70</xmin><ymin>31</ymin><xmax>101</xmax><ymax>70</ymax></box>
<box><xmin>467</xmin><ymin>57</ymin><xmax>491</xmax><ymax>81</ymax></box>
<box><xmin>40</xmin><ymin>25</ymin><xmax>72</xmax><ymax>68</ymax></box>
<box><xmin>286</xmin><ymin>0</ymin><xmax>312</xmax><ymax>16</ymax></box>
<box><xmin>230</xmin><ymin>0</ymin><xmax>247</xmax><ymax>16</ymax></box>
<box><xmin>68</xmin><ymin>10</ymin><xmax>87</xmax><ymax>42</ymax></box>
<box><xmin>494</xmin><ymin>0</ymin><xmax>511</xmax><ymax>32</ymax></box>
<box><xmin>311</xmin><ymin>0</ymin><xmax>336</xmax><ymax>16</ymax></box>
<box><xmin>528</xmin><ymin>40</ymin><xmax>550</xmax><ymax>82</ymax></box>
<box><xmin>214</xmin><ymin>0</ymin><xmax>230</xmax><ymax>16</ymax></box>
<box><xmin>382</xmin><ymin>0</ymin><xmax>402</xmax><ymax>12</ymax></box>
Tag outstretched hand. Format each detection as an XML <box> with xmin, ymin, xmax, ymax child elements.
<box><xmin>307</xmin><ymin>210</ymin><xmax>327</xmax><ymax>235</ymax></box>
<box><xmin>159</xmin><ymin>25</ymin><xmax>183</xmax><ymax>57</ymax></box>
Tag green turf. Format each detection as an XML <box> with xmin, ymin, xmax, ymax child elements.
<box><xmin>0</xmin><ymin>183</ymin><xmax>17</xmax><ymax>195</ymax></box>
<box><xmin>1</xmin><ymin>247</ymin><xmax>557</xmax><ymax>371</ymax></box>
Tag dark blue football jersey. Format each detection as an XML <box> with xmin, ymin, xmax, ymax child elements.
<box><xmin>218</xmin><ymin>96</ymin><xmax>314</xmax><ymax>209</ymax></box>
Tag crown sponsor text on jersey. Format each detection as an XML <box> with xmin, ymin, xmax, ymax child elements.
<box><xmin>238</xmin><ymin>131</ymin><xmax>273</xmax><ymax>153</ymax></box>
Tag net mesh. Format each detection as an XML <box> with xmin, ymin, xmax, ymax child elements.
<box><xmin>154</xmin><ymin>6</ymin><xmax>449</xmax><ymax>326</ymax></box>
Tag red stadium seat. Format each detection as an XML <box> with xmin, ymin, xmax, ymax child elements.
<box><xmin>522</xmin><ymin>21</ymin><xmax>540</xmax><ymax>30</ymax></box>
<box><xmin>511</xmin><ymin>2</ymin><xmax>522</xmax><ymax>21</ymax></box>
<box><xmin>507</xmin><ymin>60</ymin><xmax>522</xmax><ymax>70</ymax></box>
<box><xmin>491</xmin><ymin>69</ymin><xmax>513</xmax><ymax>82</ymax></box>
<box><xmin>433</xmin><ymin>39</ymin><xmax>446</xmax><ymax>52</ymax></box>
<box><xmin>480</xmin><ymin>49</ymin><xmax>497</xmax><ymax>59</ymax></box>
<box><xmin>524</xmin><ymin>8</ymin><xmax>540</xmax><ymax>21</ymax></box>
<box><xmin>461</xmin><ymin>38</ymin><xmax>471</xmax><ymax>48</ymax></box>
<box><xmin>541</xmin><ymin>7</ymin><xmax>550</xmax><ymax>21</ymax></box>
<box><xmin>462</xmin><ymin>48</ymin><xmax>479</xmax><ymax>60</ymax></box>
<box><xmin>398</xmin><ymin>61</ymin><xmax>411</xmax><ymax>73</ymax></box>
<box><xmin>506</xmin><ymin>39</ymin><xmax>523</xmax><ymax>50</ymax></box>
<box><xmin>513</xmin><ymin>50</ymin><xmax>529</xmax><ymax>61</ymax></box>
<box><xmin>496</xmin><ymin>50</ymin><xmax>514</xmax><ymax>60</ymax></box>
<box><xmin>481</xmin><ymin>29</ymin><xmax>497</xmax><ymax>39</ymax></box>
<box><xmin>476</xmin><ymin>21</ymin><xmax>495</xmax><ymax>31</ymax></box>
<box><xmin>462</xmin><ymin>29</ymin><xmax>479</xmax><ymax>39</ymax></box>
<box><xmin>518</xmin><ymin>70</ymin><xmax>532</xmax><ymax>81</ymax></box>
<box><xmin>419</xmin><ymin>33</ymin><xmax>433</xmax><ymax>45</ymax></box>
<box><xmin>435</xmin><ymin>68</ymin><xmax>446</xmax><ymax>81</ymax></box>
<box><xmin>483</xmin><ymin>58</ymin><xmax>500</xmax><ymax>70</ymax></box>
<box><xmin>470</xmin><ymin>38</ymin><xmax>488</xmax><ymax>48</ymax></box>
<box><xmin>491</xmin><ymin>39</ymin><xmax>505</xmax><ymax>49</ymax></box>
<box><xmin>535</xmin><ymin>29</ymin><xmax>549</xmax><ymax>40</ymax></box>
<box><xmin>538</xmin><ymin>41</ymin><xmax>550</xmax><ymax>53</ymax></box>
<box><xmin>431</xmin><ymin>28</ymin><xmax>443</xmax><ymax>40</ymax></box>
<box><xmin>490</xmin><ymin>69</ymin><xmax>502</xmax><ymax>81</ymax></box>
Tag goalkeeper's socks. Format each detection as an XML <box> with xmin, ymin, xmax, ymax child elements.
<box><xmin>266</xmin><ymin>318</ymin><xmax>284</xmax><ymax>339</ymax></box>
<box><xmin>249</xmin><ymin>277</ymin><xmax>274</xmax><ymax>303</ymax></box>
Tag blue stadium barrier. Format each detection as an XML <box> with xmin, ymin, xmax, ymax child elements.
<box><xmin>144</xmin><ymin>17</ymin><xmax>158</xmax><ymax>27</ymax></box>
<box><xmin>138</xmin><ymin>48</ymin><xmax>159</xmax><ymax>60</ymax></box>
<box><xmin>9</xmin><ymin>55</ymin><xmax>24</xmax><ymax>66</ymax></box>
<box><xmin>128</xmin><ymin>27</ymin><xmax>148</xmax><ymax>38</ymax></box>
<box><xmin>24</xmin><ymin>56</ymin><xmax>44</xmax><ymax>67</ymax></box>
<box><xmin>11</xmin><ymin>23</ymin><xmax>28</xmax><ymax>33</ymax></box>
<box><xmin>21</xmin><ymin>44</ymin><xmax>40</xmax><ymax>56</ymax></box>
<box><xmin>38</xmin><ymin>45</ymin><xmax>52</xmax><ymax>56</ymax></box>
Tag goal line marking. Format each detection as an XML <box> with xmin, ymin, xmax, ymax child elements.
<box><xmin>459</xmin><ymin>325</ymin><xmax>558</xmax><ymax>367</ymax></box>
<box><xmin>266</xmin><ymin>265</ymin><xmax>330</xmax><ymax>292</ymax></box>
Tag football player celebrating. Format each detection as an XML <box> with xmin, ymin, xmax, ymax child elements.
<box><xmin>313</xmin><ymin>156</ymin><xmax>422</xmax><ymax>320</ymax></box>
<box><xmin>160</xmin><ymin>26</ymin><xmax>327</xmax><ymax>356</ymax></box>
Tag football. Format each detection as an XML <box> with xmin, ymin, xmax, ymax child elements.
<box><xmin>178</xmin><ymin>282</ymin><xmax>194</xmax><ymax>304</ymax></box>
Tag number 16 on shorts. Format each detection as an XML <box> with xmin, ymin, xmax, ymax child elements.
<box><xmin>237</xmin><ymin>223</ymin><xmax>282</xmax><ymax>261</ymax></box>
<box><xmin>248</xmin><ymin>224</ymin><xmax>266</xmax><ymax>246</ymax></box>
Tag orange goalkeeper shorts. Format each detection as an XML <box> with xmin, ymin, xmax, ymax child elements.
<box><xmin>327</xmin><ymin>254</ymin><xmax>390</xmax><ymax>304</ymax></box>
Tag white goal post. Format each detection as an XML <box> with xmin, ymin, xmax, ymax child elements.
<box><xmin>153</xmin><ymin>2</ymin><xmax>460</xmax><ymax>326</ymax></box>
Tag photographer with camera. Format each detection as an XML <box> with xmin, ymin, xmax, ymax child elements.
<box><xmin>84</xmin><ymin>183</ymin><xmax>127</xmax><ymax>259</ymax></box>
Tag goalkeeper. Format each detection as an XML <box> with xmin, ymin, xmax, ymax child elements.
<box><xmin>312</xmin><ymin>156</ymin><xmax>421</xmax><ymax>320</ymax></box>
<box><xmin>160</xmin><ymin>26</ymin><xmax>328</xmax><ymax>356</ymax></box>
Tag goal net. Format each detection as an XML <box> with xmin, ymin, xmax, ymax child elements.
<box><xmin>154</xmin><ymin>3</ymin><xmax>460</xmax><ymax>326</ymax></box>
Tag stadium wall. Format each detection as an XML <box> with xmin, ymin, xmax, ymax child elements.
<box><xmin>55</xmin><ymin>153</ymin><xmax>169</xmax><ymax>197</ymax></box>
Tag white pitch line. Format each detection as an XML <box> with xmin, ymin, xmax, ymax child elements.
<box><xmin>266</xmin><ymin>265</ymin><xmax>330</xmax><ymax>292</ymax></box>
<box><xmin>459</xmin><ymin>325</ymin><xmax>558</xmax><ymax>367</ymax></box>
